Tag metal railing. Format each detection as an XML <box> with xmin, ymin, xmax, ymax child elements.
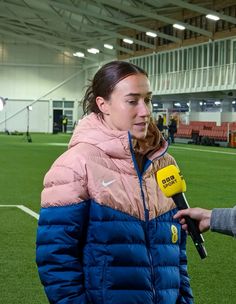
<box><xmin>149</xmin><ymin>63</ymin><xmax>236</xmax><ymax>95</ymax></box>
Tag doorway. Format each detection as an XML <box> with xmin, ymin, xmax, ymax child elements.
<box><xmin>53</xmin><ymin>109</ymin><xmax>63</xmax><ymax>133</ymax></box>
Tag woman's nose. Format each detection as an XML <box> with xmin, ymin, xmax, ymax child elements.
<box><xmin>139</xmin><ymin>100</ymin><xmax>151</xmax><ymax>116</ymax></box>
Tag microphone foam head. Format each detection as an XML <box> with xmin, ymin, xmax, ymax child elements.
<box><xmin>156</xmin><ymin>165</ymin><xmax>186</xmax><ymax>197</ymax></box>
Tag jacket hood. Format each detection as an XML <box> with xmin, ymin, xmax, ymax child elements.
<box><xmin>68</xmin><ymin>113</ymin><xmax>168</xmax><ymax>160</ymax></box>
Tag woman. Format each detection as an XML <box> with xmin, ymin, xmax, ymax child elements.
<box><xmin>36</xmin><ymin>61</ymin><xmax>193</xmax><ymax>304</ymax></box>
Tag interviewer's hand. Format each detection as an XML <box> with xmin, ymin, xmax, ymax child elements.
<box><xmin>173</xmin><ymin>207</ymin><xmax>212</xmax><ymax>233</ymax></box>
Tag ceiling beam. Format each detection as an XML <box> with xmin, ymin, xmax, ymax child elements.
<box><xmin>0</xmin><ymin>21</ymin><xmax>109</xmax><ymax>55</ymax></box>
<box><xmin>91</xmin><ymin>0</ymin><xmax>182</xmax><ymax>43</ymax></box>
<box><xmin>97</xmin><ymin>0</ymin><xmax>212</xmax><ymax>37</ymax></box>
<box><xmin>0</xmin><ymin>27</ymin><xmax>100</xmax><ymax>63</ymax></box>
<box><xmin>0</xmin><ymin>1</ymin><xmax>133</xmax><ymax>55</ymax></box>
<box><xmin>23</xmin><ymin>0</ymin><xmax>155</xmax><ymax>50</ymax></box>
<box><xmin>49</xmin><ymin>0</ymin><xmax>157</xmax><ymax>49</ymax></box>
<box><xmin>50</xmin><ymin>6</ymin><xmax>134</xmax><ymax>55</ymax></box>
<box><xmin>167</xmin><ymin>0</ymin><xmax>236</xmax><ymax>25</ymax></box>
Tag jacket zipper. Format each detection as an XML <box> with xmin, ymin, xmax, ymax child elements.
<box><xmin>140</xmin><ymin>178</ymin><xmax>156</xmax><ymax>304</ymax></box>
<box><xmin>128</xmin><ymin>133</ymin><xmax>157</xmax><ymax>303</ymax></box>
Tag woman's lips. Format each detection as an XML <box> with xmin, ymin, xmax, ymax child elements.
<box><xmin>134</xmin><ymin>122</ymin><xmax>148</xmax><ymax>129</ymax></box>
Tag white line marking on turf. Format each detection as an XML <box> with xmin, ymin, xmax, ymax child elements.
<box><xmin>17</xmin><ymin>205</ymin><xmax>39</xmax><ymax>220</ymax></box>
<box><xmin>0</xmin><ymin>204</ymin><xmax>39</xmax><ymax>220</ymax></box>
<box><xmin>0</xmin><ymin>205</ymin><xmax>18</xmax><ymax>207</ymax></box>
<box><xmin>45</xmin><ymin>143</ymin><xmax>67</xmax><ymax>146</ymax></box>
<box><xmin>169</xmin><ymin>145</ymin><xmax>236</xmax><ymax>155</ymax></box>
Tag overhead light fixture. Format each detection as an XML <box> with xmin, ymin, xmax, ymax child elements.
<box><xmin>153</xmin><ymin>103</ymin><xmax>158</xmax><ymax>107</ymax></box>
<box><xmin>146</xmin><ymin>32</ymin><xmax>157</xmax><ymax>38</ymax></box>
<box><xmin>173</xmin><ymin>24</ymin><xmax>185</xmax><ymax>30</ymax></box>
<box><xmin>73</xmin><ymin>52</ymin><xmax>85</xmax><ymax>58</ymax></box>
<box><xmin>174</xmin><ymin>102</ymin><xmax>181</xmax><ymax>107</ymax></box>
<box><xmin>206</xmin><ymin>14</ymin><xmax>220</xmax><ymax>21</ymax></box>
<box><xmin>123</xmin><ymin>38</ymin><xmax>133</xmax><ymax>44</ymax></box>
<box><xmin>87</xmin><ymin>48</ymin><xmax>100</xmax><ymax>54</ymax></box>
<box><xmin>214</xmin><ymin>101</ymin><xmax>221</xmax><ymax>106</ymax></box>
<box><xmin>104</xmin><ymin>44</ymin><xmax>114</xmax><ymax>50</ymax></box>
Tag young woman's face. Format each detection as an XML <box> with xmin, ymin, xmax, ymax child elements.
<box><xmin>98</xmin><ymin>74</ymin><xmax>152</xmax><ymax>139</ymax></box>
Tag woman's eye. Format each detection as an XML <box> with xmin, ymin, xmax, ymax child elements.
<box><xmin>127</xmin><ymin>100</ymin><xmax>138</xmax><ymax>105</ymax></box>
<box><xmin>145</xmin><ymin>98</ymin><xmax>152</xmax><ymax>104</ymax></box>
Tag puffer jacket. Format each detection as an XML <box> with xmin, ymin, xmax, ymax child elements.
<box><xmin>36</xmin><ymin>113</ymin><xmax>193</xmax><ymax>304</ymax></box>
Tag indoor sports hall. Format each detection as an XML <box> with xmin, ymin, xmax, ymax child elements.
<box><xmin>0</xmin><ymin>1</ymin><xmax>236</xmax><ymax>303</ymax></box>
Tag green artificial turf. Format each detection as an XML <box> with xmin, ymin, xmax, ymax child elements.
<box><xmin>0</xmin><ymin>133</ymin><xmax>235</xmax><ymax>303</ymax></box>
<box><xmin>0</xmin><ymin>208</ymin><xmax>48</xmax><ymax>303</ymax></box>
<box><xmin>169</xmin><ymin>143</ymin><xmax>236</xmax><ymax>303</ymax></box>
<box><xmin>0</xmin><ymin>133</ymin><xmax>69</xmax><ymax>212</ymax></box>
<box><xmin>0</xmin><ymin>133</ymin><xmax>69</xmax><ymax>304</ymax></box>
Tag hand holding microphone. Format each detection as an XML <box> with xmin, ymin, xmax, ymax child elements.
<box><xmin>156</xmin><ymin>165</ymin><xmax>207</xmax><ymax>259</ymax></box>
<box><xmin>174</xmin><ymin>208</ymin><xmax>212</xmax><ymax>233</ymax></box>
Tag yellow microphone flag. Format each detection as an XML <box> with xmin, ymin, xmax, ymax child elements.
<box><xmin>156</xmin><ymin>165</ymin><xmax>186</xmax><ymax>197</ymax></box>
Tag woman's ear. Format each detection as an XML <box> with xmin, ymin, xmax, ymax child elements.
<box><xmin>96</xmin><ymin>96</ymin><xmax>110</xmax><ymax>115</ymax></box>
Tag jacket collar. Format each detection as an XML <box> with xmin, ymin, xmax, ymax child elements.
<box><xmin>68</xmin><ymin>113</ymin><xmax>168</xmax><ymax>160</ymax></box>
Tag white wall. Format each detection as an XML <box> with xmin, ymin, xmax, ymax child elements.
<box><xmin>221</xmin><ymin>112</ymin><xmax>236</xmax><ymax>123</ymax></box>
<box><xmin>0</xmin><ymin>42</ymin><xmax>101</xmax><ymax>132</ymax></box>
<box><xmin>0</xmin><ymin>65</ymin><xmax>86</xmax><ymax>100</ymax></box>
<box><xmin>189</xmin><ymin>111</ymin><xmax>222</xmax><ymax>125</ymax></box>
<box><xmin>1</xmin><ymin>99</ymin><xmax>50</xmax><ymax>133</ymax></box>
<box><xmin>189</xmin><ymin>111</ymin><xmax>236</xmax><ymax>125</ymax></box>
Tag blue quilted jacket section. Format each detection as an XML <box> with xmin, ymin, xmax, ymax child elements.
<box><xmin>36</xmin><ymin>200</ymin><xmax>193</xmax><ymax>304</ymax></box>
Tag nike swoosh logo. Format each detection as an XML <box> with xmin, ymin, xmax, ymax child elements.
<box><xmin>102</xmin><ymin>179</ymin><xmax>116</xmax><ymax>187</ymax></box>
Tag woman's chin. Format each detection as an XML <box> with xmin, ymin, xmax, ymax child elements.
<box><xmin>131</xmin><ymin>131</ymin><xmax>147</xmax><ymax>140</ymax></box>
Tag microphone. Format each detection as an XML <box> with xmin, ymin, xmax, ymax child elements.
<box><xmin>156</xmin><ymin>165</ymin><xmax>207</xmax><ymax>259</ymax></box>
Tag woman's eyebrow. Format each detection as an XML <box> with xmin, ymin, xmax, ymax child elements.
<box><xmin>124</xmin><ymin>92</ymin><xmax>152</xmax><ymax>97</ymax></box>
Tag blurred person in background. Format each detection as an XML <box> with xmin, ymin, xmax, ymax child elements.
<box><xmin>156</xmin><ymin>114</ymin><xmax>164</xmax><ymax>133</ymax></box>
<box><xmin>168</xmin><ymin>116</ymin><xmax>177</xmax><ymax>144</ymax></box>
<box><xmin>62</xmin><ymin>114</ymin><xmax>68</xmax><ymax>133</ymax></box>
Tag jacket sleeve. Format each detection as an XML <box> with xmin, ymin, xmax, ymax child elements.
<box><xmin>36</xmin><ymin>203</ymin><xmax>90</xmax><ymax>304</ymax></box>
<box><xmin>36</xmin><ymin>163</ymin><xmax>90</xmax><ymax>304</ymax></box>
<box><xmin>210</xmin><ymin>206</ymin><xmax>236</xmax><ymax>237</ymax></box>
<box><xmin>177</xmin><ymin>229</ymin><xmax>194</xmax><ymax>304</ymax></box>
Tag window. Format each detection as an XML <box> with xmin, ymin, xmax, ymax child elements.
<box><xmin>53</xmin><ymin>100</ymin><xmax>63</xmax><ymax>108</ymax></box>
<box><xmin>64</xmin><ymin>101</ymin><xmax>74</xmax><ymax>108</ymax></box>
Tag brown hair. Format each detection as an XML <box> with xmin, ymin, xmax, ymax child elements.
<box><xmin>82</xmin><ymin>61</ymin><xmax>148</xmax><ymax>115</ymax></box>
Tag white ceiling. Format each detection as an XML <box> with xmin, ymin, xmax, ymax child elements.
<box><xmin>0</xmin><ymin>0</ymin><xmax>236</xmax><ymax>63</ymax></box>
